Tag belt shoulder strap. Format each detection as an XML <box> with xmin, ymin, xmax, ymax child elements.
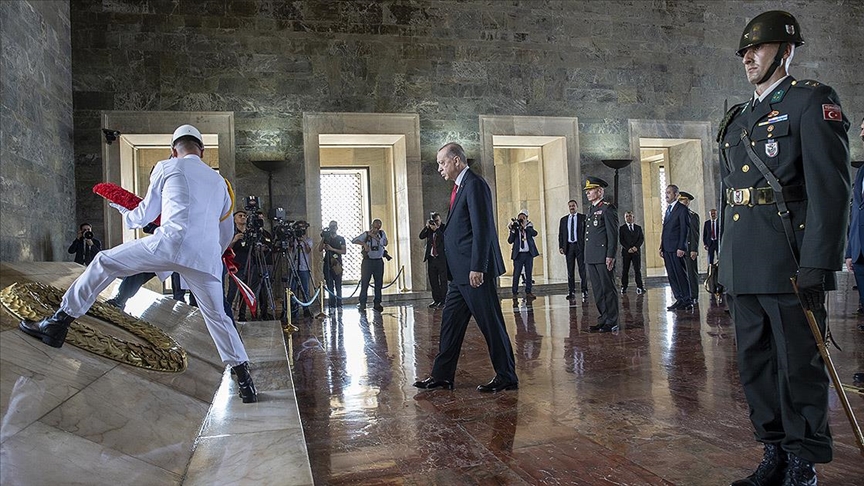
<box><xmin>740</xmin><ymin>129</ymin><xmax>800</xmax><ymax>266</ymax></box>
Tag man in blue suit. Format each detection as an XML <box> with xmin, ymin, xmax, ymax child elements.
<box><xmin>413</xmin><ymin>142</ymin><xmax>518</xmax><ymax>393</ymax></box>
<box><xmin>846</xmin><ymin>117</ymin><xmax>864</xmax><ymax>386</ymax></box>
<box><xmin>508</xmin><ymin>208</ymin><xmax>539</xmax><ymax>304</ymax></box>
<box><xmin>660</xmin><ymin>184</ymin><xmax>692</xmax><ymax>310</ymax></box>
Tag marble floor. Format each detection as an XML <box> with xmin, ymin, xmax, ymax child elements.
<box><xmin>288</xmin><ymin>275</ymin><xmax>864</xmax><ymax>485</ymax></box>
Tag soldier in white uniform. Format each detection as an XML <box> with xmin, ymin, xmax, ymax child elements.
<box><xmin>20</xmin><ymin>124</ymin><xmax>257</xmax><ymax>403</ymax></box>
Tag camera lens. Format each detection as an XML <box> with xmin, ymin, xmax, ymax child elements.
<box><xmin>83</xmin><ymin>231</ymin><xmax>94</xmax><ymax>239</ymax></box>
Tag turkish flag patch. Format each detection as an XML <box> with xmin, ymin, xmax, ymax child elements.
<box><xmin>822</xmin><ymin>104</ymin><xmax>842</xmax><ymax>121</ymax></box>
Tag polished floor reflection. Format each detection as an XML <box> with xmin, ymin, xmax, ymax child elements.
<box><xmin>289</xmin><ymin>276</ymin><xmax>864</xmax><ymax>485</ymax></box>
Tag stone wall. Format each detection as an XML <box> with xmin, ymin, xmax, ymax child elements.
<box><xmin>69</xmin><ymin>0</ymin><xmax>864</xmax><ymax>236</ymax></box>
<box><xmin>1</xmin><ymin>0</ymin><xmax>74</xmax><ymax>262</ymax></box>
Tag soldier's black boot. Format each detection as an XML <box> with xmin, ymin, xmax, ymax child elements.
<box><xmin>231</xmin><ymin>362</ymin><xmax>258</xmax><ymax>403</ymax></box>
<box><xmin>19</xmin><ymin>310</ymin><xmax>75</xmax><ymax>348</ymax></box>
<box><xmin>781</xmin><ymin>454</ymin><xmax>816</xmax><ymax>486</ymax></box>
<box><xmin>731</xmin><ymin>443</ymin><xmax>787</xmax><ymax>486</ymax></box>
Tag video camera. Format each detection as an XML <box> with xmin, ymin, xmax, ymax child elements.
<box><xmin>243</xmin><ymin>196</ymin><xmax>265</xmax><ymax>242</ymax></box>
<box><xmin>272</xmin><ymin>207</ymin><xmax>309</xmax><ymax>250</ymax></box>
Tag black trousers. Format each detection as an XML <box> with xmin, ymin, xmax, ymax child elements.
<box><xmin>587</xmin><ymin>262</ymin><xmax>619</xmax><ymax>326</ymax></box>
<box><xmin>564</xmin><ymin>242</ymin><xmax>588</xmax><ymax>293</ymax></box>
<box><xmin>430</xmin><ymin>279</ymin><xmax>517</xmax><ymax>383</ymax></box>
<box><xmin>728</xmin><ymin>293</ymin><xmax>832</xmax><ymax>463</ymax></box>
<box><xmin>663</xmin><ymin>251</ymin><xmax>691</xmax><ymax>302</ymax></box>
<box><xmin>323</xmin><ymin>264</ymin><xmax>343</xmax><ymax>307</ymax></box>
<box><xmin>426</xmin><ymin>256</ymin><xmax>448</xmax><ymax>303</ymax></box>
<box><xmin>620</xmin><ymin>250</ymin><xmax>643</xmax><ymax>289</ymax></box>
<box><xmin>359</xmin><ymin>258</ymin><xmax>384</xmax><ymax>305</ymax></box>
<box><xmin>113</xmin><ymin>272</ymin><xmax>156</xmax><ymax>306</ymax></box>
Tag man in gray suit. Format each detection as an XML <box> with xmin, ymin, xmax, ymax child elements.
<box><xmin>583</xmin><ymin>176</ymin><xmax>619</xmax><ymax>332</ymax></box>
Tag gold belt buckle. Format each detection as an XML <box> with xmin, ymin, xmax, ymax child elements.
<box><xmin>731</xmin><ymin>188</ymin><xmax>750</xmax><ymax>206</ymax></box>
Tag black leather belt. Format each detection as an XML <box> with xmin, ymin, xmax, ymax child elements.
<box><xmin>726</xmin><ymin>185</ymin><xmax>806</xmax><ymax>206</ymax></box>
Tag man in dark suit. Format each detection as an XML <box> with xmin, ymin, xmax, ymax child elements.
<box><xmin>845</xmin><ymin>117</ymin><xmax>864</xmax><ymax>385</ymax></box>
<box><xmin>679</xmin><ymin>192</ymin><xmax>700</xmax><ymax>304</ymax></box>
<box><xmin>583</xmin><ymin>177</ymin><xmax>619</xmax><ymax>332</ymax></box>
<box><xmin>413</xmin><ymin>142</ymin><xmax>518</xmax><ymax>393</ymax></box>
<box><xmin>558</xmin><ymin>200</ymin><xmax>588</xmax><ymax>300</ymax></box>
<box><xmin>718</xmin><ymin>11</ymin><xmax>851</xmax><ymax>485</ymax></box>
<box><xmin>508</xmin><ymin>209</ymin><xmax>539</xmax><ymax>304</ymax></box>
<box><xmin>660</xmin><ymin>184</ymin><xmax>692</xmax><ymax>310</ymax></box>
<box><xmin>419</xmin><ymin>212</ymin><xmax>447</xmax><ymax>308</ymax></box>
<box><xmin>619</xmin><ymin>211</ymin><xmax>645</xmax><ymax>294</ymax></box>
<box><xmin>702</xmin><ymin>208</ymin><xmax>719</xmax><ymax>265</ymax></box>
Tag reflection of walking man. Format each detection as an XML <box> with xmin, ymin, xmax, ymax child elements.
<box><xmin>660</xmin><ymin>184</ymin><xmax>692</xmax><ymax>310</ymax></box>
<box><xmin>20</xmin><ymin>124</ymin><xmax>258</xmax><ymax>403</ymax></box>
<box><xmin>413</xmin><ymin>142</ymin><xmax>517</xmax><ymax>393</ymax></box>
<box><xmin>719</xmin><ymin>11</ymin><xmax>850</xmax><ymax>484</ymax></box>
<box><xmin>618</xmin><ymin>211</ymin><xmax>644</xmax><ymax>294</ymax></box>
<box><xmin>558</xmin><ymin>200</ymin><xmax>588</xmax><ymax>300</ymax></box>
<box><xmin>583</xmin><ymin>177</ymin><xmax>619</xmax><ymax>332</ymax></box>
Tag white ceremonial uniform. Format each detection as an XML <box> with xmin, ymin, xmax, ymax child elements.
<box><xmin>60</xmin><ymin>154</ymin><xmax>248</xmax><ymax>365</ymax></box>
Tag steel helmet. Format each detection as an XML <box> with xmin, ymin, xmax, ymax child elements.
<box><xmin>737</xmin><ymin>10</ymin><xmax>804</xmax><ymax>57</ymax></box>
<box><xmin>171</xmin><ymin>124</ymin><xmax>203</xmax><ymax>147</ymax></box>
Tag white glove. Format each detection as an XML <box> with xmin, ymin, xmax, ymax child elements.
<box><xmin>109</xmin><ymin>202</ymin><xmax>130</xmax><ymax>214</ymax></box>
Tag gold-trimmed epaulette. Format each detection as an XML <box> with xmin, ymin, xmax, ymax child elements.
<box><xmin>790</xmin><ymin>79</ymin><xmax>821</xmax><ymax>89</ymax></box>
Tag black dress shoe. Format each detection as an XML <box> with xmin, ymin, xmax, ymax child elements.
<box><xmin>730</xmin><ymin>443</ymin><xmax>786</xmax><ymax>486</ymax></box>
<box><xmin>477</xmin><ymin>377</ymin><xmax>518</xmax><ymax>393</ymax></box>
<box><xmin>581</xmin><ymin>290</ymin><xmax>589</xmax><ymax>300</ymax></box>
<box><xmin>413</xmin><ymin>377</ymin><xmax>454</xmax><ymax>390</ymax></box>
<box><xmin>853</xmin><ymin>372</ymin><xmax>864</xmax><ymax>384</ymax></box>
<box><xmin>436</xmin><ymin>302</ymin><xmax>446</xmax><ymax>309</ymax></box>
<box><xmin>231</xmin><ymin>362</ymin><xmax>258</xmax><ymax>403</ymax></box>
<box><xmin>357</xmin><ymin>304</ymin><xmax>366</xmax><ymax>311</ymax></box>
<box><xmin>373</xmin><ymin>303</ymin><xmax>384</xmax><ymax>312</ymax></box>
<box><xmin>858</xmin><ymin>324</ymin><xmax>864</xmax><ymax>331</ymax></box>
<box><xmin>19</xmin><ymin>310</ymin><xmax>75</xmax><ymax>348</ymax></box>
<box><xmin>105</xmin><ymin>298</ymin><xmax>124</xmax><ymax>308</ymax></box>
<box><xmin>428</xmin><ymin>301</ymin><xmax>439</xmax><ymax>308</ymax></box>
<box><xmin>589</xmin><ymin>323</ymin><xmax>603</xmax><ymax>331</ymax></box>
<box><xmin>667</xmin><ymin>301</ymin><xmax>683</xmax><ymax>310</ymax></box>
<box><xmin>597</xmin><ymin>323</ymin><xmax>619</xmax><ymax>333</ymax></box>
<box><xmin>566</xmin><ymin>293</ymin><xmax>575</xmax><ymax>300</ymax></box>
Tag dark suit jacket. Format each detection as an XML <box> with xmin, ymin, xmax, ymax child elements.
<box><xmin>702</xmin><ymin>218</ymin><xmax>719</xmax><ymax>250</ymax></box>
<box><xmin>619</xmin><ymin>223</ymin><xmax>644</xmax><ymax>252</ymax></box>
<box><xmin>419</xmin><ymin>223</ymin><xmax>446</xmax><ymax>262</ymax></box>
<box><xmin>584</xmin><ymin>201</ymin><xmax>618</xmax><ymax>264</ymax></box>
<box><xmin>661</xmin><ymin>202</ymin><xmax>690</xmax><ymax>253</ymax></box>
<box><xmin>687</xmin><ymin>211</ymin><xmax>700</xmax><ymax>253</ymax></box>
<box><xmin>719</xmin><ymin>76</ymin><xmax>850</xmax><ymax>293</ymax></box>
<box><xmin>507</xmin><ymin>223</ymin><xmax>539</xmax><ymax>260</ymax></box>
<box><xmin>558</xmin><ymin>213</ymin><xmax>586</xmax><ymax>250</ymax></box>
<box><xmin>846</xmin><ymin>167</ymin><xmax>864</xmax><ymax>261</ymax></box>
<box><xmin>444</xmin><ymin>169</ymin><xmax>506</xmax><ymax>284</ymax></box>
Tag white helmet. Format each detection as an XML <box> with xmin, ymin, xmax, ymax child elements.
<box><xmin>171</xmin><ymin>124</ymin><xmax>203</xmax><ymax>147</ymax></box>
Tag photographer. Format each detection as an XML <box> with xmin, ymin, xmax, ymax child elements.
<box><xmin>68</xmin><ymin>223</ymin><xmax>102</xmax><ymax>266</ymax></box>
<box><xmin>419</xmin><ymin>212</ymin><xmax>447</xmax><ymax>308</ymax></box>
<box><xmin>317</xmin><ymin>220</ymin><xmax>346</xmax><ymax>308</ymax></box>
<box><xmin>507</xmin><ymin>209</ymin><xmax>538</xmax><ymax>304</ymax></box>
<box><xmin>225</xmin><ymin>211</ymin><xmax>252</xmax><ymax>320</ymax></box>
<box><xmin>352</xmin><ymin>218</ymin><xmax>388</xmax><ymax>312</ymax></box>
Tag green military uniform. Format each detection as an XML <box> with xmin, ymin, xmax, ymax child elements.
<box><xmin>686</xmin><ymin>209</ymin><xmax>700</xmax><ymax>301</ymax></box>
<box><xmin>718</xmin><ymin>75</ymin><xmax>851</xmax><ymax>463</ymax></box>
<box><xmin>583</xmin><ymin>177</ymin><xmax>619</xmax><ymax>330</ymax></box>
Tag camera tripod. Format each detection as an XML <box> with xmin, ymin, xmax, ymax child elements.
<box><xmin>242</xmin><ymin>237</ymin><xmax>277</xmax><ymax>320</ymax></box>
<box><xmin>271</xmin><ymin>238</ymin><xmax>312</xmax><ymax>321</ymax></box>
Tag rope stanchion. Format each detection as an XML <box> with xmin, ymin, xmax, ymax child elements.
<box><xmin>315</xmin><ymin>281</ymin><xmax>327</xmax><ymax>319</ymax></box>
<box><xmin>283</xmin><ymin>288</ymin><xmax>298</xmax><ymax>333</ymax></box>
<box><xmin>382</xmin><ymin>266</ymin><xmax>405</xmax><ymax>290</ymax></box>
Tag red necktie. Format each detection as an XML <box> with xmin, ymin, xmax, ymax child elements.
<box><xmin>449</xmin><ymin>184</ymin><xmax>458</xmax><ymax>210</ymax></box>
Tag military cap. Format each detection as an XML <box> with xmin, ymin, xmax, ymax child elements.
<box><xmin>583</xmin><ymin>176</ymin><xmax>609</xmax><ymax>190</ymax></box>
<box><xmin>678</xmin><ymin>191</ymin><xmax>695</xmax><ymax>201</ymax></box>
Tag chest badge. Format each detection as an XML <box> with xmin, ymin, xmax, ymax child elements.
<box><xmin>765</xmin><ymin>141</ymin><xmax>779</xmax><ymax>158</ymax></box>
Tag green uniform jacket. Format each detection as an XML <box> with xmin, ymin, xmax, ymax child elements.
<box><xmin>584</xmin><ymin>200</ymin><xmax>619</xmax><ymax>264</ymax></box>
<box><xmin>718</xmin><ymin>76</ymin><xmax>850</xmax><ymax>294</ymax></box>
<box><xmin>688</xmin><ymin>211</ymin><xmax>700</xmax><ymax>253</ymax></box>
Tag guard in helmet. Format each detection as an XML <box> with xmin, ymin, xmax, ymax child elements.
<box><xmin>718</xmin><ymin>10</ymin><xmax>851</xmax><ymax>486</ymax></box>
